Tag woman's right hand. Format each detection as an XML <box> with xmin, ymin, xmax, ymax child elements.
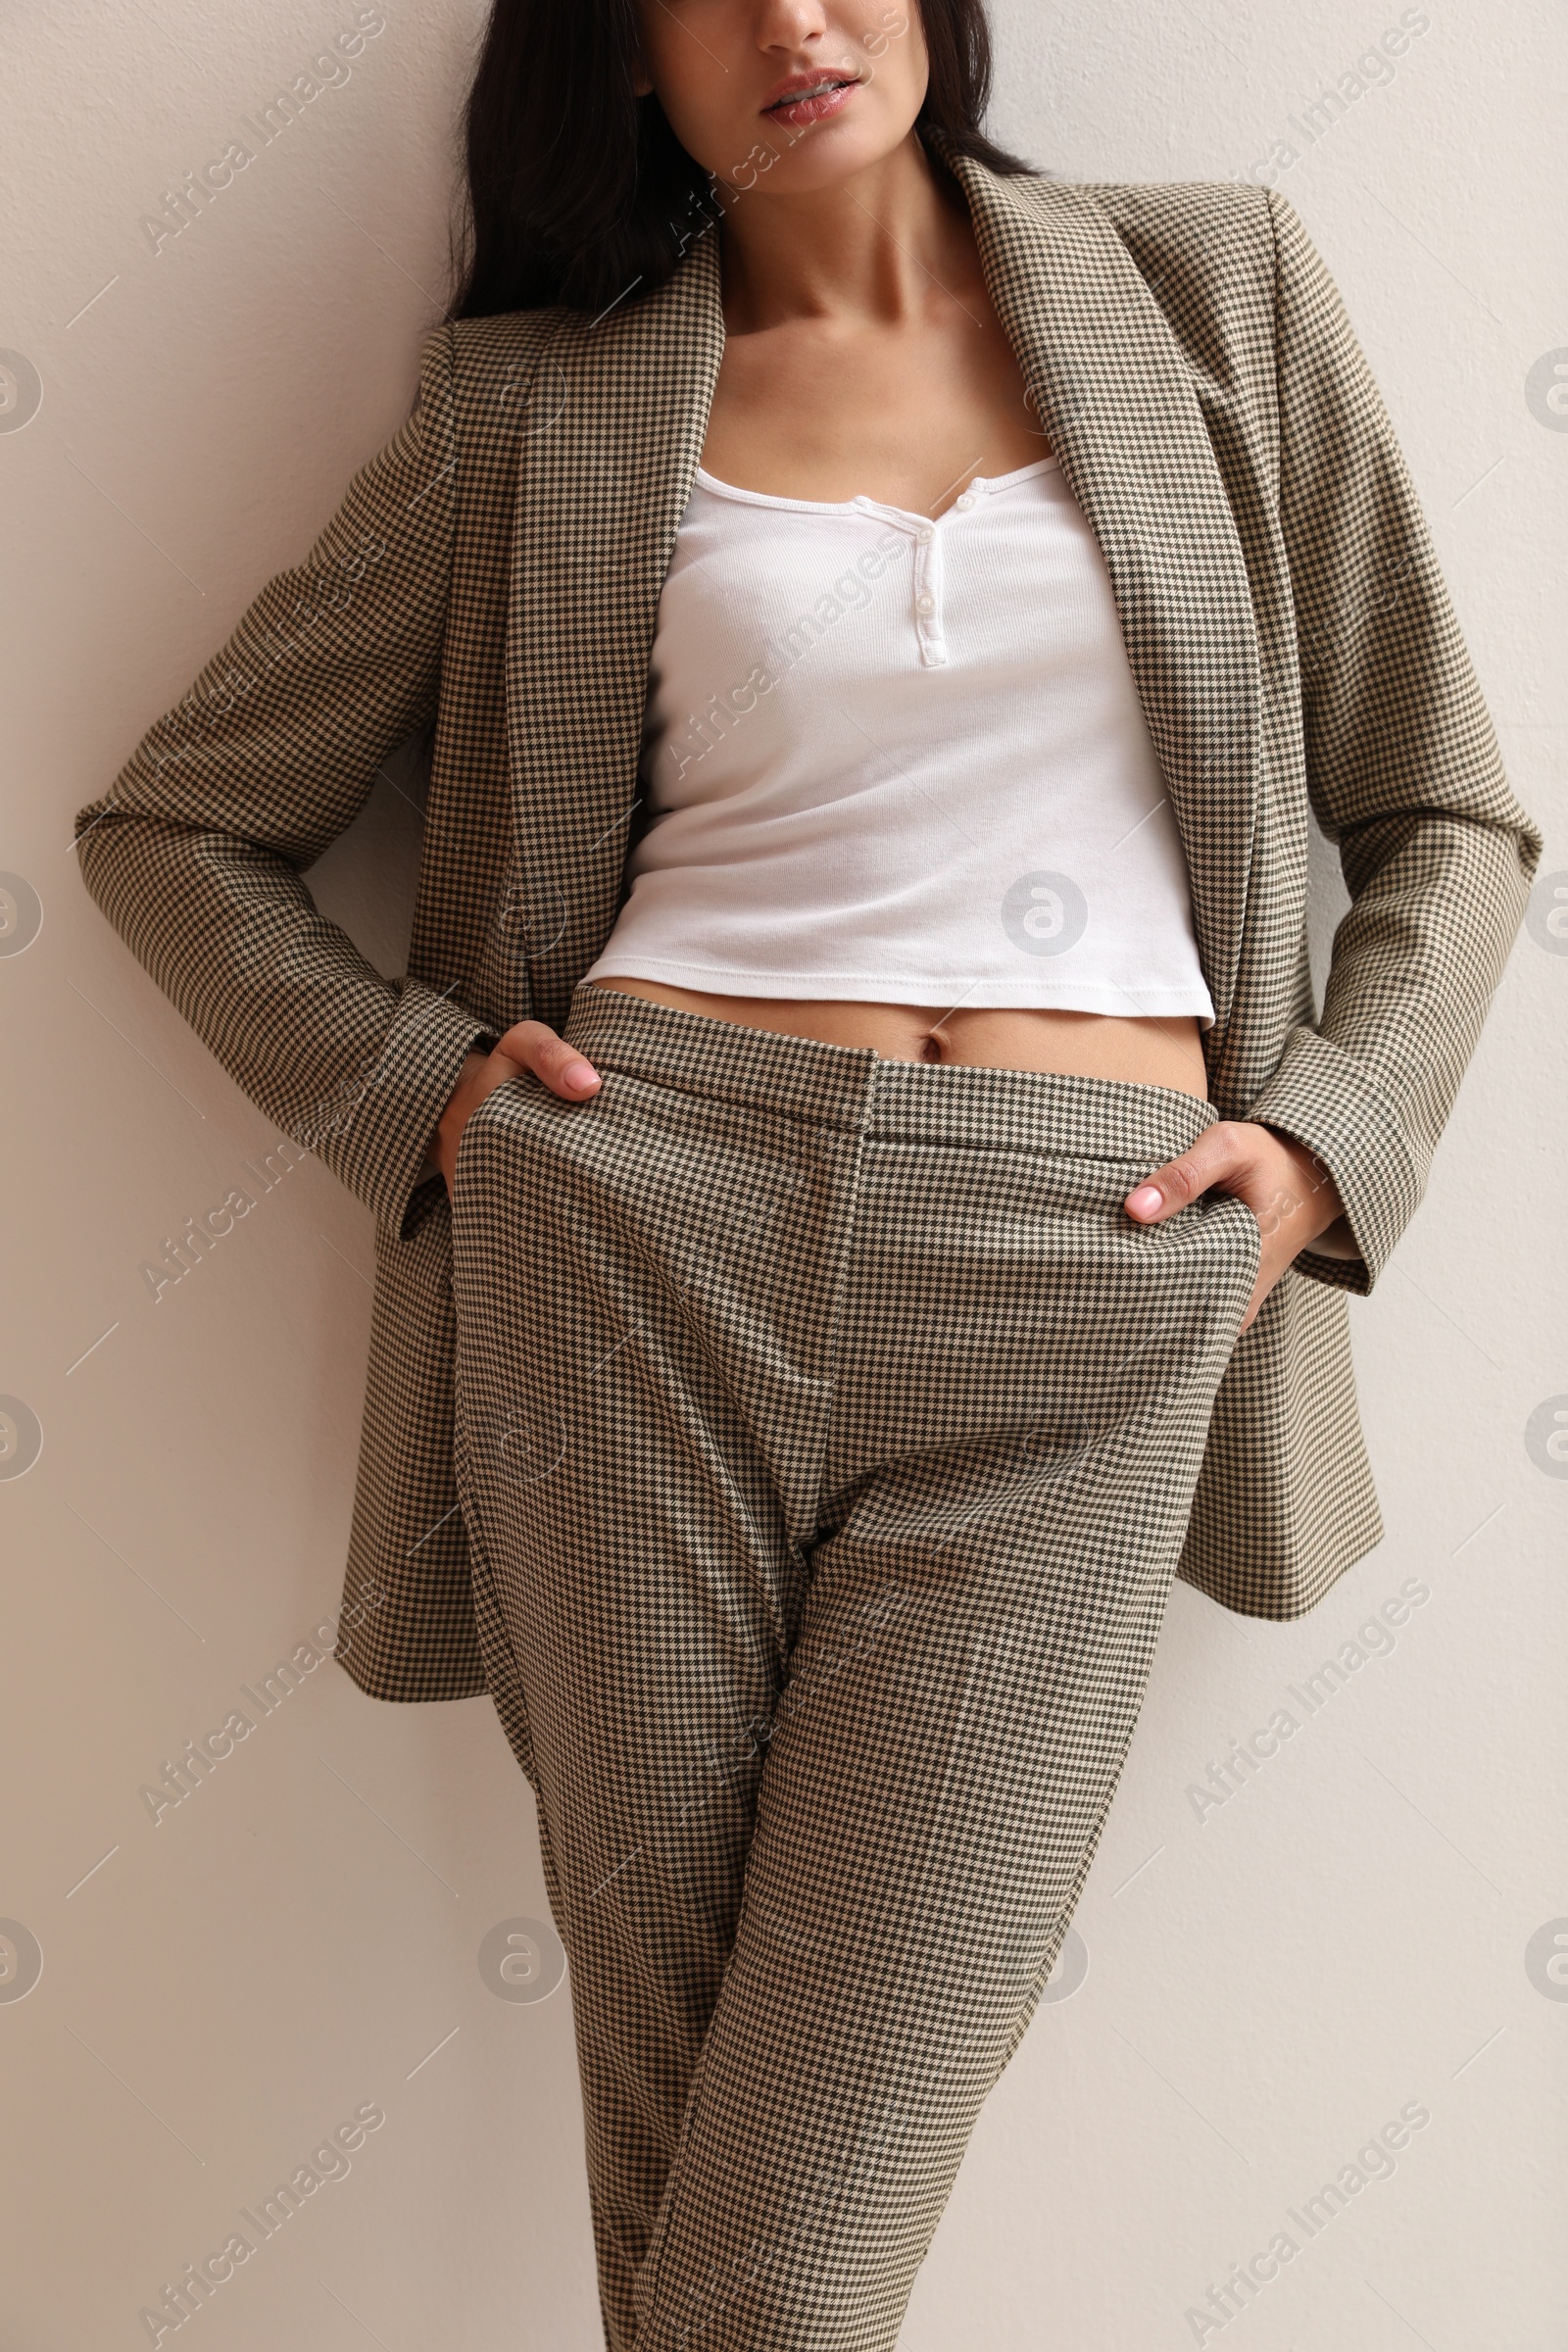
<box><xmin>428</xmin><ymin>1021</ymin><xmax>602</xmax><ymax>1200</ymax></box>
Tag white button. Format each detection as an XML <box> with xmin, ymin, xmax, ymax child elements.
<box><xmin>915</xmin><ymin>592</ymin><xmax>936</xmax><ymax>614</ymax></box>
<box><xmin>955</xmin><ymin>494</ymin><xmax>975</xmax><ymax>512</ymax></box>
<box><xmin>916</xmin><ymin>526</ymin><xmax>933</xmax><ymax>544</ymax></box>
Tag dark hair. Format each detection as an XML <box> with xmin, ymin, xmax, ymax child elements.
<box><xmin>447</xmin><ymin>0</ymin><xmax>1035</xmax><ymax>321</ymax></box>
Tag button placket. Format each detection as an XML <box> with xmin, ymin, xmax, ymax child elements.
<box><xmin>911</xmin><ymin>520</ymin><xmax>946</xmax><ymax>667</ymax></box>
<box><xmin>859</xmin><ymin>480</ymin><xmax>999</xmax><ymax>668</ymax></box>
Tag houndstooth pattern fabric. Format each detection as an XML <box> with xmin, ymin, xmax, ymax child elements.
<box><xmin>73</xmin><ymin>135</ymin><xmax>1543</xmax><ymax>1697</ymax></box>
<box><xmin>451</xmin><ymin>983</ymin><xmax>1265</xmax><ymax>2351</ymax></box>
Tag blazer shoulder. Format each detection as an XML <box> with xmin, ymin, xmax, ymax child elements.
<box><xmin>446</xmin><ymin>307</ymin><xmax>568</xmax><ymax>366</ymax></box>
<box><xmin>1069</xmin><ymin>172</ymin><xmax>1269</xmax><ymax>228</ymax></box>
<box><xmin>442</xmin><ymin>305</ymin><xmax>572</xmax><ymax>409</ymax></box>
<box><xmin>1027</xmin><ymin>172</ymin><xmax>1281</xmax><ymax>375</ymax></box>
<box><xmin>1074</xmin><ymin>175</ymin><xmax>1274</xmax><ymax>289</ymax></box>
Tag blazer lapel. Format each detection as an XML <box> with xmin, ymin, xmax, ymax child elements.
<box><xmin>938</xmin><ymin>140</ymin><xmax>1260</xmax><ymax>1043</ymax></box>
<box><xmin>502</xmin><ymin>228</ymin><xmax>726</xmax><ymax>1031</ymax></box>
<box><xmin>503</xmin><ymin>143</ymin><xmax>1259</xmax><ymax>1043</ymax></box>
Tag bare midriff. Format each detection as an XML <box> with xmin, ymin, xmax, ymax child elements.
<box><xmin>585</xmin><ymin>978</ymin><xmax>1211</xmax><ymax>1102</ymax></box>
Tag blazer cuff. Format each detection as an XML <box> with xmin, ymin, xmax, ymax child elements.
<box><xmin>303</xmin><ymin>978</ymin><xmax>495</xmax><ymax>1242</ymax></box>
<box><xmin>1238</xmin><ymin>1024</ymin><xmax>1421</xmax><ymax>1296</ymax></box>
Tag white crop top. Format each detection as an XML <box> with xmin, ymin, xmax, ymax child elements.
<box><xmin>582</xmin><ymin>457</ymin><xmax>1215</xmax><ymax>1025</ymax></box>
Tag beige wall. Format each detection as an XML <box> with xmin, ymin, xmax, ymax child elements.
<box><xmin>2</xmin><ymin>2</ymin><xmax>1562</xmax><ymax>2343</ymax></box>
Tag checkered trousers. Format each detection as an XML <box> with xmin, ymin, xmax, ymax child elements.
<box><xmin>449</xmin><ymin>986</ymin><xmax>1262</xmax><ymax>2352</ymax></box>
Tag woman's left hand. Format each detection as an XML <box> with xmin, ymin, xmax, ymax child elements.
<box><xmin>1123</xmin><ymin>1122</ymin><xmax>1353</xmax><ymax>1334</ymax></box>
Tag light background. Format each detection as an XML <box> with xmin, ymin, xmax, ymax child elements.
<box><xmin>1</xmin><ymin>2</ymin><xmax>1563</xmax><ymax>2345</ymax></box>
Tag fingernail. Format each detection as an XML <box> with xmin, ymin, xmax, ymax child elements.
<box><xmin>1127</xmin><ymin>1185</ymin><xmax>1163</xmax><ymax>1216</ymax></box>
<box><xmin>563</xmin><ymin>1060</ymin><xmax>599</xmax><ymax>1092</ymax></box>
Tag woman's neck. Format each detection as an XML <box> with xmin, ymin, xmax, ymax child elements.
<box><xmin>715</xmin><ymin>131</ymin><xmax>980</xmax><ymax>335</ymax></box>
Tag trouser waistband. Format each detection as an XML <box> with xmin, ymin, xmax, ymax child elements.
<box><xmin>562</xmin><ymin>983</ymin><xmax>1223</xmax><ymax>1164</ymax></box>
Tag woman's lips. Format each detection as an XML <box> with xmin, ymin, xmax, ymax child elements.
<box><xmin>762</xmin><ymin>77</ymin><xmax>858</xmax><ymax>128</ymax></box>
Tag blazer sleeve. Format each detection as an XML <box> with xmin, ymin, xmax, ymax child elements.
<box><xmin>1239</xmin><ymin>189</ymin><xmax>1544</xmax><ymax>1295</ymax></box>
<box><xmin>73</xmin><ymin>324</ymin><xmax>495</xmax><ymax>1242</ymax></box>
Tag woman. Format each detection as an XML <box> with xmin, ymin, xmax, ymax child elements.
<box><xmin>76</xmin><ymin>2</ymin><xmax>1541</xmax><ymax>2344</ymax></box>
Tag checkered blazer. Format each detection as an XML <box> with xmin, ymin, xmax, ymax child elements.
<box><xmin>75</xmin><ymin>137</ymin><xmax>1543</xmax><ymax>1701</ymax></box>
